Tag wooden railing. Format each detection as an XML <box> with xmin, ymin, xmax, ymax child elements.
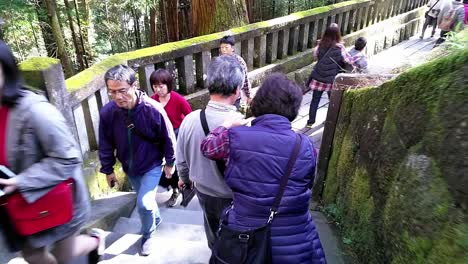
<box><xmin>19</xmin><ymin>0</ymin><xmax>428</xmax><ymax>158</ymax></box>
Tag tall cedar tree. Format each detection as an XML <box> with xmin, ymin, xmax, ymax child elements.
<box><xmin>192</xmin><ymin>0</ymin><xmax>249</xmax><ymax>36</ymax></box>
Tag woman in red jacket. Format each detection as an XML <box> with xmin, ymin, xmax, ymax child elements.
<box><xmin>150</xmin><ymin>69</ymin><xmax>192</xmax><ymax>207</ymax></box>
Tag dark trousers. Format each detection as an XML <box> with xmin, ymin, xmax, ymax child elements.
<box><xmin>421</xmin><ymin>15</ymin><xmax>437</xmax><ymax>38</ymax></box>
<box><xmin>196</xmin><ymin>190</ymin><xmax>232</xmax><ymax>249</ymax></box>
<box><xmin>307</xmin><ymin>90</ymin><xmax>331</xmax><ymax>125</ymax></box>
<box><xmin>435</xmin><ymin>30</ymin><xmax>449</xmax><ymax>46</ymax></box>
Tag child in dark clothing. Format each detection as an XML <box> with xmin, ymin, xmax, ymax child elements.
<box><xmin>348</xmin><ymin>37</ymin><xmax>369</xmax><ymax>73</ymax></box>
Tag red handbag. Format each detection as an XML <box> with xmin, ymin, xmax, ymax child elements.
<box><xmin>0</xmin><ymin>179</ymin><xmax>75</xmax><ymax>236</ymax></box>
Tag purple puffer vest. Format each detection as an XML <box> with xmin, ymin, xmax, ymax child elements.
<box><xmin>224</xmin><ymin>114</ymin><xmax>326</xmax><ymax>264</ymax></box>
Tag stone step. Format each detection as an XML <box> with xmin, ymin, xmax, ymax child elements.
<box><xmin>100</xmin><ymin>232</ymin><xmax>210</xmax><ymax>264</ymax></box>
<box><xmin>113</xmin><ymin>217</ymin><xmax>207</xmax><ymax>242</ymax></box>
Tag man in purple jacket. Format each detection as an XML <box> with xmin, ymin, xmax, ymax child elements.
<box><xmin>98</xmin><ymin>65</ymin><xmax>176</xmax><ymax>256</ymax></box>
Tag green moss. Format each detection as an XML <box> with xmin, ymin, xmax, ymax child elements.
<box><xmin>83</xmin><ymin>158</ymin><xmax>131</xmax><ymax>200</ymax></box>
<box><xmin>322</xmin><ymin>48</ymin><xmax>468</xmax><ymax>263</ymax></box>
<box><xmin>427</xmin><ymin>220</ymin><xmax>468</xmax><ymax>263</ymax></box>
<box><xmin>65</xmin><ymin>55</ymin><xmax>128</xmax><ymax>92</ymax></box>
<box><xmin>19</xmin><ymin>57</ymin><xmax>60</xmax><ymax>71</ymax></box>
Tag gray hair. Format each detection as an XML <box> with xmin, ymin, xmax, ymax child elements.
<box><xmin>207</xmin><ymin>55</ymin><xmax>245</xmax><ymax>97</ymax></box>
<box><xmin>104</xmin><ymin>64</ymin><xmax>137</xmax><ymax>86</ymax></box>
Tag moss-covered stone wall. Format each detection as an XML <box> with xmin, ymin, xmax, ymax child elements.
<box><xmin>322</xmin><ymin>48</ymin><xmax>468</xmax><ymax>263</ymax></box>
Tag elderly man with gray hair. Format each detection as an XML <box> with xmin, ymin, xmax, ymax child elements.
<box><xmin>176</xmin><ymin>55</ymin><xmax>244</xmax><ymax>249</ymax></box>
<box><xmin>98</xmin><ymin>65</ymin><xmax>176</xmax><ymax>256</ymax></box>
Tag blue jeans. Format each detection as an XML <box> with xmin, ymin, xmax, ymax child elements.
<box><xmin>128</xmin><ymin>166</ymin><xmax>162</xmax><ymax>239</ymax></box>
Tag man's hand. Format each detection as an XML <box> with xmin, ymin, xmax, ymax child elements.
<box><xmin>0</xmin><ymin>178</ymin><xmax>18</xmax><ymax>194</ymax></box>
<box><xmin>178</xmin><ymin>179</ymin><xmax>193</xmax><ymax>190</ymax></box>
<box><xmin>106</xmin><ymin>173</ymin><xmax>119</xmax><ymax>188</ymax></box>
<box><xmin>178</xmin><ymin>179</ymin><xmax>185</xmax><ymax>190</ymax></box>
<box><xmin>164</xmin><ymin>165</ymin><xmax>174</xmax><ymax>179</ymax></box>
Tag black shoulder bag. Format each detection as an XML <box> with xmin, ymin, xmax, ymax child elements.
<box><xmin>211</xmin><ymin>135</ymin><xmax>302</xmax><ymax>264</ymax></box>
<box><xmin>200</xmin><ymin>109</ymin><xmax>226</xmax><ymax>175</ymax></box>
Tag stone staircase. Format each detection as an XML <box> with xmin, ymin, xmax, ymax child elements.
<box><xmin>97</xmin><ymin>189</ymin><xmax>210</xmax><ymax>264</ymax></box>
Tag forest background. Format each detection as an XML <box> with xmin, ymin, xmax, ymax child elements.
<box><xmin>0</xmin><ymin>0</ymin><xmax>344</xmax><ymax>77</ymax></box>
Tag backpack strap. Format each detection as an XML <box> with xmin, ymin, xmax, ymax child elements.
<box><xmin>200</xmin><ymin>109</ymin><xmax>226</xmax><ymax>175</ymax></box>
<box><xmin>268</xmin><ymin>134</ymin><xmax>302</xmax><ymax>224</ymax></box>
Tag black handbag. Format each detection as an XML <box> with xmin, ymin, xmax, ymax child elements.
<box><xmin>210</xmin><ymin>135</ymin><xmax>303</xmax><ymax>264</ymax></box>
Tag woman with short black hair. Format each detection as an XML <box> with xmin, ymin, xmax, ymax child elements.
<box><xmin>0</xmin><ymin>41</ymin><xmax>104</xmax><ymax>264</ymax></box>
<box><xmin>201</xmin><ymin>73</ymin><xmax>326</xmax><ymax>263</ymax></box>
<box><xmin>150</xmin><ymin>68</ymin><xmax>192</xmax><ymax>207</ymax></box>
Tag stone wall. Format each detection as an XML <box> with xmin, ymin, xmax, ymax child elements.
<box><xmin>321</xmin><ymin>48</ymin><xmax>468</xmax><ymax>263</ymax></box>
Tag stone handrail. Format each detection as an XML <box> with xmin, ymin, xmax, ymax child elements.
<box><xmin>18</xmin><ymin>0</ymin><xmax>428</xmax><ymax>158</ymax></box>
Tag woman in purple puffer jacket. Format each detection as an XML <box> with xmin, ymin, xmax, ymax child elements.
<box><xmin>201</xmin><ymin>73</ymin><xmax>326</xmax><ymax>264</ymax></box>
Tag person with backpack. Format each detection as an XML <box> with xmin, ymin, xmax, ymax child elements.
<box><xmin>436</xmin><ymin>0</ymin><xmax>465</xmax><ymax>45</ymax></box>
<box><xmin>201</xmin><ymin>73</ymin><xmax>326</xmax><ymax>264</ymax></box>
<box><xmin>305</xmin><ymin>25</ymin><xmax>354</xmax><ymax>128</ymax></box>
<box><xmin>98</xmin><ymin>65</ymin><xmax>177</xmax><ymax>256</ymax></box>
<box><xmin>176</xmin><ymin>55</ymin><xmax>244</xmax><ymax>250</ymax></box>
<box><xmin>420</xmin><ymin>0</ymin><xmax>443</xmax><ymax>39</ymax></box>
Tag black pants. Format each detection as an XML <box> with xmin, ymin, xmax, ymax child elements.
<box><xmin>159</xmin><ymin>168</ymin><xmax>179</xmax><ymax>190</ymax></box>
<box><xmin>421</xmin><ymin>15</ymin><xmax>437</xmax><ymax>38</ymax></box>
<box><xmin>435</xmin><ymin>30</ymin><xmax>449</xmax><ymax>46</ymax></box>
<box><xmin>196</xmin><ymin>190</ymin><xmax>232</xmax><ymax>249</ymax></box>
<box><xmin>307</xmin><ymin>90</ymin><xmax>331</xmax><ymax>125</ymax></box>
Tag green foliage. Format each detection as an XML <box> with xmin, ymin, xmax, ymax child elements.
<box><xmin>323</xmin><ymin>48</ymin><xmax>468</xmax><ymax>263</ymax></box>
<box><xmin>445</xmin><ymin>28</ymin><xmax>468</xmax><ymax>51</ymax></box>
<box><xmin>0</xmin><ymin>0</ymin><xmax>43</xmax><ymax>60</ymax></box>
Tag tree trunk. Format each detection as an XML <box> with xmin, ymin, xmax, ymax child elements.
<box><xmin>35</xmin><ymin>0</ymin><xmax>56</xmax><ymax>57</ymax></box>
<box><xmin>192</xmin><ymin>0</ymin><xmax>249</xmax><ymax>36</ymax></box>
<box><xmin>29</xmin><ymin>21</ymin><xmax>42</xmax><ymax>54</ymax></box>
<box><xmin>131</xmin><ymin>7</ymin><xmax>142</xmax><ymax>49</ymax></box>
<box><xmin>44</xmin><ymin>0</ymin><xmax>74</xmax><ymax>77</ymax></box>
<box><xmin>158</xmin><ymin>0</ymin><xmax>180</xmax><ymax>42</ymax></box>
<box><xmin>64</xmin><ymin>0</ymin><xmax>85</xmax><ymax>70</ymax></box>
<box><xmin>166</xmin><ymin>0</ymin><xmax>179</xmax><ymax>42</ymax></box>
<box><xmin>149</xmin><ymin>4</ymin><xmax>157</xmax><ymax>46</ymax></box>
<box><xmin>178</xmin><ymin>0</ymin><xmax>192</xmax><ymax>40</ymax></box>
<box><xmin>77</xmin><ymin>0</ymin><xmax>92</xmax><ymax>64</ymax></box>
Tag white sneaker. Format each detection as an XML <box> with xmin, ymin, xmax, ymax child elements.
<box><xmin>141</xmin><ymin>237</ymin><xmax>155</xmax><ymax>256</ymax></box>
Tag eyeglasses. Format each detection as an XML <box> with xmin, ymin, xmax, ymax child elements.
<box><xmin>107</xmin><ymin>87</ymin><xmax>131</xmax><ymax>97</ymax></box>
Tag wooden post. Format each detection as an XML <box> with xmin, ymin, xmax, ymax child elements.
<box><xmin>254</xmin><ymin>35</ymin><xmax>267</xmax><ymax>68</ymax></box>
<box><xmin>266</xmin><ymin>32</ymin><xmax>278</xmax><ymax>63</ymax></box>
<box><xmin>241</xmin><ymin>38</ymin><xmax>254</xmax><ymax>70</ymax></box>
<box><xmin>309</xmin><ymin>20</ymin><xmax>319</xmax><ymax>48</ymax></box>
<box><xmin>336</xmin><ymin>13</ymin><xmax>344</xmax><ymax>33</ymax></box>
<box><xmin>298</xmin><ymin>23</ymin><xmax>310</xmax><ymax>52</ymax></box>
<box><xmin>175</xmin><ymin>55</ymin><xmax>195</xmax><ymax>94</ymax></box>
<box><xmin>342</xmin><ymin>11</ymin><xmax>350</xmax><ymax>35</ymax></box>
<box><xmin>138</xmin><ymin>64</ymin><xmax>155</xmax><ymax>95</ymax></box>
<box><xmin>195</xmin><ymin>50</ymin><xmax>211</xmax><ymax>89</ymax></box>
<box><xmin>288</xmin><ymin>25</ymin><xmax>299</xmax><ymax>55</ymax></box>
<box><xmin>82</xmin><ymin>94</ymin><xmax>99</xmax><ymax>149</ymax></box>
<box><xmin>312</xmin><ymin>74</ymin><xmax>397</xmax><ymax>201</ymax></box>
<box><xmin>348</xmin><ymin>9</ymin><xmax>357</xmax><ymax>34</ymax></box>
<box><xmin>277</xmin><ymin>28</ymin><xmax>289</xmax><ymax>60</ymax></box>
<box><xmin>361</xmin><ymin>6</ymin><xmax>369</xmax><ymax>29</ymax></box>
<box><xmin>21</xmin><ymin>59</ymin><xmax>82</xmax><ymax>155</ymax></box>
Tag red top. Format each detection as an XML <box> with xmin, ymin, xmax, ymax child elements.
<box><xmin>0</xmin><ymin>107</ymin><xmax>9</xmax><ymax>166</ymax></box>
<box><xmin>151</xmin><ymin>91</ymin><xmax>192</xmax><ymax>129</ymax></box>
